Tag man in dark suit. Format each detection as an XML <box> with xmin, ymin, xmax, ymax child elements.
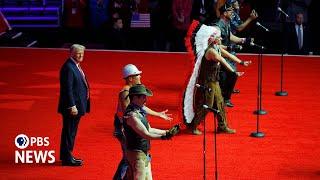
<box><xmin>58</xmin><ymin>44</ymin><xmax>90</xmax><ymax>166</ymax></box>
<box><xmin>192</xmin><ymin>0</ymin><xmax>217</xmax><ymax>25</ymax></box>
<box><xmin>286</xmin><ymin>12</ymin><xmax>310</xmax><ymax>55</ymax></box>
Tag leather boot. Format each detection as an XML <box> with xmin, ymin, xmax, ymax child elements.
<box><xmin>192</xmin><ymin>128</ymin><xmax>202</xmax><ymax>135</ymax></box>
<box><xmin>217</xmin><ymin>127</ymin><xmax>236</xmax><ymax>134</ymax></box>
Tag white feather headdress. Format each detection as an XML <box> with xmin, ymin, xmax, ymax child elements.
<box><xmin>183</xmin><ymin>21</ymin><xmax>221</xmax><ymax>124</ymax></box>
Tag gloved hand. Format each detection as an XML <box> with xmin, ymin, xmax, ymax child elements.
<box><xmin>227</xmin><ymin>44</ymin><xmax>242</xmax><ymax>52</ymax></box>
<box><xmin>161</xmin><ymin>124</ymin><xmax>180</xmax><ymax>140</ymax></box>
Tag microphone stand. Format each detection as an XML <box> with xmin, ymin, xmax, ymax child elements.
<box><xmin>275</xmin><ymin>13</ymin><xmax>288</xmax><ymax>96</ymax></box>
<box><xmin>203</xmin><ymin>104</ymin><xmax>206</xmax><ymax>180</ymax></box>
<box><xmin>213</xmin><ymin>111</ymin><xmax>218</xmax><ymax>180</ymax></box>
<box><xmin>251</xmin><ymin>45</ymin><xmax>266</xmax><ymax>137</ymax></box>
<box><xmin>253</xmin><ymin>46</ymin><xmax>267</xmax><ymax>115</ymax></box>
<box><xmin>197</xmin><ymin>86</ymin><xmax>207</xmax><ymax>180</ymax></box>
<box><xmin>203</xmin><ymin>104</ymin><xmax>219</xmax><ymax>180</ymax></box>
<box><xmin>201</xmin><ymin>103</ymin><xmax>219</xmax><ymax>179</ymax></box>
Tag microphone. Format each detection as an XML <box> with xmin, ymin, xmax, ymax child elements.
<box><xmin>250</xmin><ymin>42</ymin><xmax>265</xmax><ymax>50</ymax></box>
<box><xmin>277</xmin><ymin>7</ymin><xmax>289</xmax><ymax>18</ymax></box>
<box><xmin>203</xmin><ymin>105</ymin><xmax>220</xmax><ymax>113</ymax></box>
<box><xmin>256</xmin><ymin>22</ymin><xmax>269</xmax><ymax>32</ymax></box>
<box><xmin>196</xmin><ymin>84</ymin><xmax>212</xmax><ymax>93</ymax></box>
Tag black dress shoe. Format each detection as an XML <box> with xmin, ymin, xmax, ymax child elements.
<box><xmin>72</xmin><ymin>156</ymin><xmax>83</xmax><ymax>163</ymax></box>
<box><xmin>225</xmin><ymin>100</ymin><xmax>234</xmax><ymax>107</ymax></box>
<box><xmin>62</xmin><ymin>158</ymin><xmax>82</xmax><ymax>166</ymax></box>
<box><xmin>232</xmin><ymin>89</ymin><xmax>240</xmax><ymax>94</ymax></box>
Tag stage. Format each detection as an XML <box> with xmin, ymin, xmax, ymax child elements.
<box><xmin>0</xmin><ymin>47</ymin><xmax>319</xmax><ymax>179</ymax></box>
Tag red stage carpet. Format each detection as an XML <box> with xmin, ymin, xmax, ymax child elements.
<box><xmin>0</xmin><ymin>47</ymin><xmax>320</xmax><ymax>179</ymax></box>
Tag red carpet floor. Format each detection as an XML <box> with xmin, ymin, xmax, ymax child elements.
<box><xmin>0</xmin><ymin>47</ymin><xmax>320</xmax><ymax>179</ymax></box>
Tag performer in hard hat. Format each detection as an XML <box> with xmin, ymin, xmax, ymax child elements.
<box><xmin>113</xmin><ymin>64</ymin><xmax>172</xmax><ymax>180</ymax></box>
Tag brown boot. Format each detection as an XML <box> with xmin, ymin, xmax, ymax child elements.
<box><xmin>191</xmin><ymin>128</ymin><xmax>202</xmax><ymax>135</ymax></box>
<box><xmin>217</xmin><ymin>127</ymin><xmax>236</xmax><ymax>134</ymax></box>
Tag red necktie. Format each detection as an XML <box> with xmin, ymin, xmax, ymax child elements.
<box><xmin>78</xmin><ymin>64</ymin><xmax>90</xmax><ymax>99</ymax></box>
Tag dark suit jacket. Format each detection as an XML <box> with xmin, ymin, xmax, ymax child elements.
<box><xmin>285</xmin><ymin>23</ymin><xmax>310</xmax><ymax>55</ymax></box>
<box><xmin>192</xmin><ymin>0</ymin><xmax>216</xmax><ymax>25</ymax></box>
<box><xmin>58</xmin><ymin>58</ymin><xmax>90</xmax><ymax>116</ymax></box>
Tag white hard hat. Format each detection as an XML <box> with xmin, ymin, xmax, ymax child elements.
<box><xmin>122</xmin><ymin>64</ymin><xmax>142</xmax><ymax>78</ymax></box>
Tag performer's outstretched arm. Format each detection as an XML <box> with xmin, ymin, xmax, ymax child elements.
<box><xmin>220</xmin><ymin>48</ymin><xmax>252</xmax><ymax>66</ymax></box>
<box><xmin>143</xmin><ymin>106</ymin><xmax>173</xmax><ymax>121</ymax></box>
<box><xmin>206</xmin><ymin>48</ymin><xmax>244</xmax><ymax>77</ymax></box>
<box><xmin>206</xmin><ymin>48</ymin><xmax>235</xmax><ymax>72</ymax></box>
<box><xmin>230</xmin><ymin>33</ymin><xmax>245</xmax><ymax>44</ymax></box>
<box><xmin>125</xmin><ymin>112</ymin><xmax>165</xmax><ymax>139</ymax></box>
<box><xmin>236</xmin><ymin>10</ymin><xmax>258</xmax><ymax>32</ymax></box>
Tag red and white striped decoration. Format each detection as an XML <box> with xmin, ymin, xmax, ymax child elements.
<box><xmin>130</xmin><ymin>13</ymin><xmax>150</xmax><ymax>28</ymax></box>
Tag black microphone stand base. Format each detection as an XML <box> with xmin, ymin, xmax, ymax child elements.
<box><xmin>275</xmin><ymin>91</ymin><xmax>288</xmax><ymax>96</ymax></box>
<box><xmin>250</xmin><ymin>131</ymin><xmax>265</xmax><ymax>138</ymax></box>
<box><xmin>253</xmin><ymin>109</ymin><xmax>267</xmax><ymax>115</ymax></box>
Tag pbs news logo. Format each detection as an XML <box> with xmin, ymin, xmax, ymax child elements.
<box><xmin>15</xmin><ymin>134</ymin><xmax>55</xmax><ymax>164</ymax></box>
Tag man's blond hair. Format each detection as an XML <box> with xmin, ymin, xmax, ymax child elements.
<box><xmin>70</xmin><ymin>44</ymin><xmax>85</xmax><ymax>52</ymax></box>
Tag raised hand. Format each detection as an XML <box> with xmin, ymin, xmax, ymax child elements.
<box><xmin>236</xmin><ymin>72</ymin><xmax>245</xmax><ymax>77</ymax></box>
<box><xmin>158</xmin><ymin>109</ymin><xmax>173</xmax><ymax>121</ymax></box>
<box><xmin>250</xmin><ymin>9</ymin><xmax>258</xmax><ymax>20</ymax></box>
<box><xmin>242</xmin><ymin>60</ymin><xmax>252</xmax><ymax>66</ymax></box>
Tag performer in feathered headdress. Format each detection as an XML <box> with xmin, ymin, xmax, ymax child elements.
<box><xmin>183</xmin><ymin>20</ymin><xmax>251</xmax><ymax>135</ymax></box>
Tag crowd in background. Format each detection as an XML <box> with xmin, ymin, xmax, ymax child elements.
<box><xmin>9</xmin><ymin>0</ymin><xmax>320</xmax><ymax>54</ymax></box>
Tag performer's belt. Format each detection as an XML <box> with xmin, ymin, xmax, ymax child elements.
<box><xmin>126</xmin><ymin>150</ymin><xmax>151</xmax><ymax>166</ymax></box>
